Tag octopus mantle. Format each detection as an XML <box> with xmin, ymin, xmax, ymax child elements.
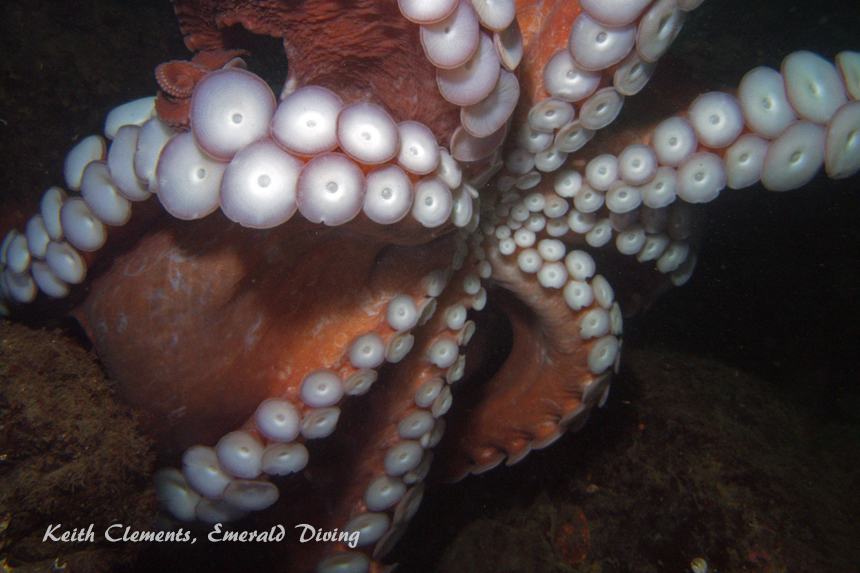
<box><xmin>0</xmin><ymin>0</ymin><xmax>858</xmax><ymax>572</ymax></box>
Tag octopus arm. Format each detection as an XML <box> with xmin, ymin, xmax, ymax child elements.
<box><xmin>442</xmin><ymin>238</ymin><xmax>604</xmax><ymax>479</ymax></box>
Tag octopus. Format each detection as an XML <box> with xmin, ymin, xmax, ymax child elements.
<box><xmin>0</xmin><ymin>0</ymin><xmax>858</xmax><ymax>571</ymax></box>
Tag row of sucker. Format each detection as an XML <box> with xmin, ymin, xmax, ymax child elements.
<box><xmin>0</xmin><ymin>63</ymin><xmax>482</xmax><ymax>308</ymax></box>
<box><xmin>400</xmin><ymin>0</ymin><xmax>524</xmax><ymax>165</ymax></box>
<box><xmin>467</xmin><ymin>49</ymin><xmax>860</xmax><ymax>294</ymax></box>
<box><xmin>444</xmin><ymin>220</ymin><xmax>622</xmax><ymax>479</ymax></box>
<box><xmin>149</xmin><ymin>232</ymin><xmax>486</xmax><ymax>572</ymax></box>
<box><xmin>497</xmin><ymin>0</ymin><xmax>703</xmax><ymax>199</ymax></box>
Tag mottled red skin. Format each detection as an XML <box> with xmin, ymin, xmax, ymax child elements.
<box><xmin>161</xmin><ymin>0</ymin><xmax>461</xmax><ymax>144</ymax></box>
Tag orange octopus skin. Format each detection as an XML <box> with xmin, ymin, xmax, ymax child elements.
<box><xmin>72</xmin><ymin>213</ymin><xmax>460</xmax><ymax>454</ymax></box>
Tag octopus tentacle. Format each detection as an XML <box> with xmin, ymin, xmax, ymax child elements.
<box><xmin>432</xmin><ymin>44</ymin><xmax>860</xmax><ymax>484</ymax></box>
<box><xmin>149</xmin><ymin>233</ymin><xmax>481</xmax><ymax>568</ymax></box>
<box><xmin>442</xmin><ymin>243</ymin><xmax>619</xmax><ymax>479</ymax></box>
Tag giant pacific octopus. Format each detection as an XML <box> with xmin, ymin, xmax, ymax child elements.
<box><xmin>1</xmin><ymin>0</ymin><xmax>859</xmax><ymax>571</ymax></box>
